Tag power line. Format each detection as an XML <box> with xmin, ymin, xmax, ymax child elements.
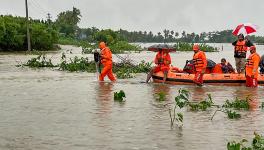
<box><xmin>31</xmin><ymin>0</ymin><xmax>48</xmax><ymax>14</ymax></box>
<box><xmin>28</xmin><ymin>1</ymin><xmax>47</xmax><ymax>16</ymax></box>
<box><xmin>28</xmin><ymin>2</ymin><xmax>46</xmax><ymax>18</ymax></box>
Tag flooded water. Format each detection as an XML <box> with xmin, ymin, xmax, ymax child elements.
<box><xmin>1</xmin><ymin>44</ymin><xmax>264</xmax><ymax>150</ymax></box>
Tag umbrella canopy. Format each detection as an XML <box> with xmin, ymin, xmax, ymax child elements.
<box><xmin>232</xmin><ymin>23</ymin><xmax>257</xmax><ymax>36</ymax></box>
<box><xmin>148</xmin><ymin>44</ymin><xmax>176</xmax><ymax>52</ymax></box>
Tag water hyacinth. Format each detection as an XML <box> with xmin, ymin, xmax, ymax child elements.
<box><xmin>21</xmin><ymin>54</ymin><xmax>152</xmax><ymax>79</ymax></box>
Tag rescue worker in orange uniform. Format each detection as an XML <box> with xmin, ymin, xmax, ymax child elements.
<box><xmin>99</xmin><ymin>42</ymin><xmax>116</xmax><ymax>81</ymax></box>
<box><xmin>245</xmin><ymin>46</ymin><xmax>260</xmax><ymax>87</ymax></box>
<box><xmin>146</xmin><ymin>49</ymin><xmax>171</xmax><ymax>83</ymax></box>
<box><xmin>192</xmin><ymin>44</ymin><xmax>207</xmax><ymax>86</ymax></box>
<box><xmin>212</xmin><ymin>58</ymin><xmax>235</xmax><ymax>74</ymax></box>
<box><xmin>232</xmin><ymin>34</ymin><xmax>253</xmax><ymax>73</ymax></box>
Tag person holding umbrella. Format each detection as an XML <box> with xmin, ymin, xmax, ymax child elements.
<box><xmin>146</xmin><ymin>48</ymin><xmax>171</xmax><ymax>83</ymax></box>
<box><xmin>232</xmin><ymin>34</ymin><xmax>253</xmax><ymax>73</ymax></box>
<box><xmin>245</xmin><ymin>46</ymin><xmax>260</xmax><ymax>87</ymax></box>
<box><xmin>232</xmin><ymin>23</ymin><xmax>257</xmax><ymax>73</ymax></box>
<box><xmin>192</xmin><ymin>44</ymin><xmax>207</xmax><ymax>86</ymax></box>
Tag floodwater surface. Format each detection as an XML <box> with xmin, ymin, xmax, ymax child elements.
<box><xmin>0</xmin><ymin>44</ymin><xmax>264</xmax><ymax>150</ymax></box>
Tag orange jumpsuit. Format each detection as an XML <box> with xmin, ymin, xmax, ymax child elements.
<box><xmin>99</xmin><ymin>43</ymin><xmax>116</xmax><ymax>81</ymax></box>
<box><xmin>245</xmin><ymin>52</ymin><xmax>260</xmax><ymax>87</ymax></box>
<box><xmin>193</xmin><ymin>50</ymin><xmax>207</xmax><ymax>85</ymax></box>
<box><xmin>153</xmin><ymin>51</ymin><xmax>171</xmax><ymax>73</ymax></box>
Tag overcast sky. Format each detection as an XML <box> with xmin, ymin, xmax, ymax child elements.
<box><xmin>1</xmin><ymin>0</ymin><xmax>263</xmax><ymax>35</ymax></box>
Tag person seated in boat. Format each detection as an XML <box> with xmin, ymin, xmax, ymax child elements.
<box><xmin>212</xmin><ymin>58</ymin><xmax>235</xmax><ymax>74</ymax></box>
<box><xmin>146</xmin><ymin>48</ymin><xmax>171</xmax><ymax>83</ymax></box>
<box><xmin>192</xmin><ymin>44</ymin><xmax>207</xmax><ymax>86</ymax></box>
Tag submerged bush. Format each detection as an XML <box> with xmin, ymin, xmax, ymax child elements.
<box><xmin>227</xmin><ymin>132</ymin><xmax>264</xmax><ymax>150</ymax></box>
<box><xmin>23</xmin><ymin>55</ymin><xmax>56</xmax><ymax>67</ymax></box>
<box><xmin>174</xmin><ymin>42</ymin><xmax>218</xmax><ymax>52</ymax></box>
<box><xmin>59</xmin><ymin>54</ymin><xmax>95</xmax><ymax>72</ymax></box>
<box><xmin>21</xmin><ymin>53</ymin><xmax>151</xmax><ymax>79</ymax></box>
<box><xmin>109</xmin><ymin>41</ymin><xmax>142</xmax><ymax>53</ymax></box>
<box><xmin>222</xmin><ymin>97</ymin><xmax>250</xmax><ymax>110</ymax></box>
<box><xmin>113</xmin><ymin>60</ymin><xmax>152</xmax><ymax>79</ymax></box>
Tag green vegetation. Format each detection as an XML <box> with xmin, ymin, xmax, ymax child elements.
<box><xmin>167</xmin><ymin>89</ymin><xmax>264</xmax><ymax>127</ymax></box>
<box><xmin>227</xmin><ymin>139</ymin><xmax>247</xmax><ymax>150</ymax></box>
<box><xmin>155</xmin><ymin>92</ymin><xmax>166</xmax><ymax>101</ymax></box>
<box><xmin>59</xmin><ymin>55</ymin><xmax>95</xmax><ymax>72</ymax></box>
<box><xmin>55</xmin><ymin>7</ymin><xmax>81</xmax><ymax>37</ymax></box>
<box><xmin>188</xmin><ymin>94</ymin><xmax>214</xmax><ymax>111</ymax></box>
<box><xmin>21</xmin><ymin>54</ymin><xmax>151</xmax><ymax>79</ymax></box>
<box><xmin>174</xmin><ymin>42</ymin><xmax>218</xmax><ymax>52</ymax></box>
<box><xmin>113</xmin><ymin>61</ymin><xmax>152</xmax><ymax>79</ymax></box>
<box><xmin>23</xmin><ymin>55</ymin><xmax>56</xmax><ymax>67</ymax></box>
<box><xmin>2</xmin><ymin>6</ymin><xmax>264</xmax><ymax>52</ymax></box>
<box><xmin>227</xmin><ymin>132</ymin><xmax>264</xmax><ymax>150</ymax></box>
<box><xmin>223</xmin><ymin>97</ymin><xmax>250</xmax><ymax>110</ymax></box>
<box><xmin>212</xmin><ymin>97</ymin><xmax>252</xmax><ymax>119</ymax></box>
<box><xmin>0</xmin><ymin>15</ymin><xmax>58</xmax><ymax>51</ymax></box>
<box><xmin>226</xmin><ymin>110</ymin><xmax>241</xmax><ymax>119</ymax></box>
<box><xmin>169</xmin><ymin>89</ymin><xmax>190</xmax><ymax>128</ymax></box>
<box><xmin>117</xmin><ymin>29</ymin><xmax>264</xmax><ymax>43</ymax></box>
<box><xmin>109</xmin><ymin>41</ymin><xmax>142</xmax><ymax>53</ymax></box>
<box><xmin>114</xmin><ymin>90</ymin><xmax>126</xmax><ymax>102</ymax></box>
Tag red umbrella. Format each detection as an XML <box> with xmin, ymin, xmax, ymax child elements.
<box><xmin>148</xmin><ymin>44</ymin><xmax>176</xmax><ymax>52</ymax></box>
<box><xmin>232</xmin><ymin>23</ymin><xmax>258</xmax><ymax>36</ymax></box>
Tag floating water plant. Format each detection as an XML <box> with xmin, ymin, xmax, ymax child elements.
<box><xmin>114</xmin><ymin>90</ymin><xmax>126</xmax><ymax>102</ymax></box>
<box><xmin>226</xmin><ymin>110</ymin><xmax>241</xmax><ymax>119</ymax></box>
<box><xmin>169</xmin><ymin>89</ymin><xmax>190</xmax><ymax>128</ymax></box>
<box><xmin>222</xmin><ymin>97</ymin><xmax>250</xmax><ymax>110</ymax></box>
<box><xmin>20</xmin><ymin>54</ymin><xmax>151</xmax><ymax>79</ymax></box>
<box><xmin>23</xmin><ymin>54</ymin><xmax>56</xmax><ymax>67</ymax></box>
<box><xmin>227</xmin><ymin>132</ymin><xmax>264</xmax><ymax>150</ymax></box>
<box><xmin>188</xmin><ymin>94</ymin><xmax>214</xmax><ymax>111</ymax></box>
<box><xmin>155</xmin><ymin>92</ymin><xmax>166</xmax><ymax>101</ymax></box>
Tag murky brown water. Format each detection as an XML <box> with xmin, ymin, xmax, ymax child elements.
<box><xmin>1</xmin><ymin>44</ymin><xmax>264</xmax><ymax>150</ymax></box>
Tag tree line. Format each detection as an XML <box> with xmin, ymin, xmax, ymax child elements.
<box><xmin>1</xmin><ymin>7</ymin><xmax>264</xmax><ymax>51</ymax></box>
<box><xmin>76</xmin><ymin>28</ymin><xmax>264</xmax><ymax>44</ymax></box>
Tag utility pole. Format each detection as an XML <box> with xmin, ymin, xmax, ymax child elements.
<box><xmin>25</xmin><ymin>0</ymin><xmax>31</xmax><ymax>51</ymax></box>
<box><xmin>47</xmin><ymin>13</ymin><xmax>52</xmax><ymax>27</ymax></box>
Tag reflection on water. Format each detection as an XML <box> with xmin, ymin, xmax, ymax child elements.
<box><xmin>190</xmin><ymin>86</ymin><xmax>207</xmax><ymax>101</ymax></box>
<box><xmin>0</xmin><ymin>45</ymin><xmax>264</xmax><ymax>150</ymax></box>
<box><xmin>151</xmin><ymin>83</ymin><xmax>171</xmax><ymax>100</ymax></box>
<box><xmin>233</xmin><ymin>87</ymin><xmax>260</xmax><ymax>110</ymax></box>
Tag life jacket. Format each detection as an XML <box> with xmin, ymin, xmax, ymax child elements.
<box><xmin>101</xmin><ymin>47</ymin><xmax>113</xmax><ymax>65</ymax></box>
<box><xmin>193</xmin><ymin>51</ymin><xmax>207</xmax><ymax>71</ymax></box>
<box><xmin>155</xmin><ymin>51</ymin><xmax>171</xmax><ymax>66</ymax></box>
<box><xmin>212</xmin><ymin>63</ymin><xmax>223</xmax><ymax>73</ymax></box>
<box><xmin>234</xmin><ymin>40</ymin><xmax>247</xmax><ymax>58</ymax></box>
<box><xmin>246</xmin><ymin>52</ymin><xmax>260</xmax><ymax>77</ymax></box>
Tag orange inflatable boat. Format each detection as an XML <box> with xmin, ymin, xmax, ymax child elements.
<box><xmin>152</xmin><ymin>71</ymin><xmax>264</xmax><ymax>85</ymax></box>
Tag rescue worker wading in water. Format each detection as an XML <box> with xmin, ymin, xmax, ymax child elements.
<box><xmin>232</xmin><ymin>34</ymin><xmax>253</xmax><ymax>73</ymax></box>
<box><xmin>245</xmin><ymin>46</ymin><xmax>260</xmax><ymax>87</ymax></box>
<box><xmin>192</xmin><ymin>44</ymin><xmax>207</xmax><ymax>86</ymax></box>
<box><xmin>99</xmin><ymin>42</ymin><xmax>116</xmax><ymax>82</ymax></box>
<box><xmin>146</xmin><ymin>49</ymin><xmax>171</xmax><ymax>83</ymax></box>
